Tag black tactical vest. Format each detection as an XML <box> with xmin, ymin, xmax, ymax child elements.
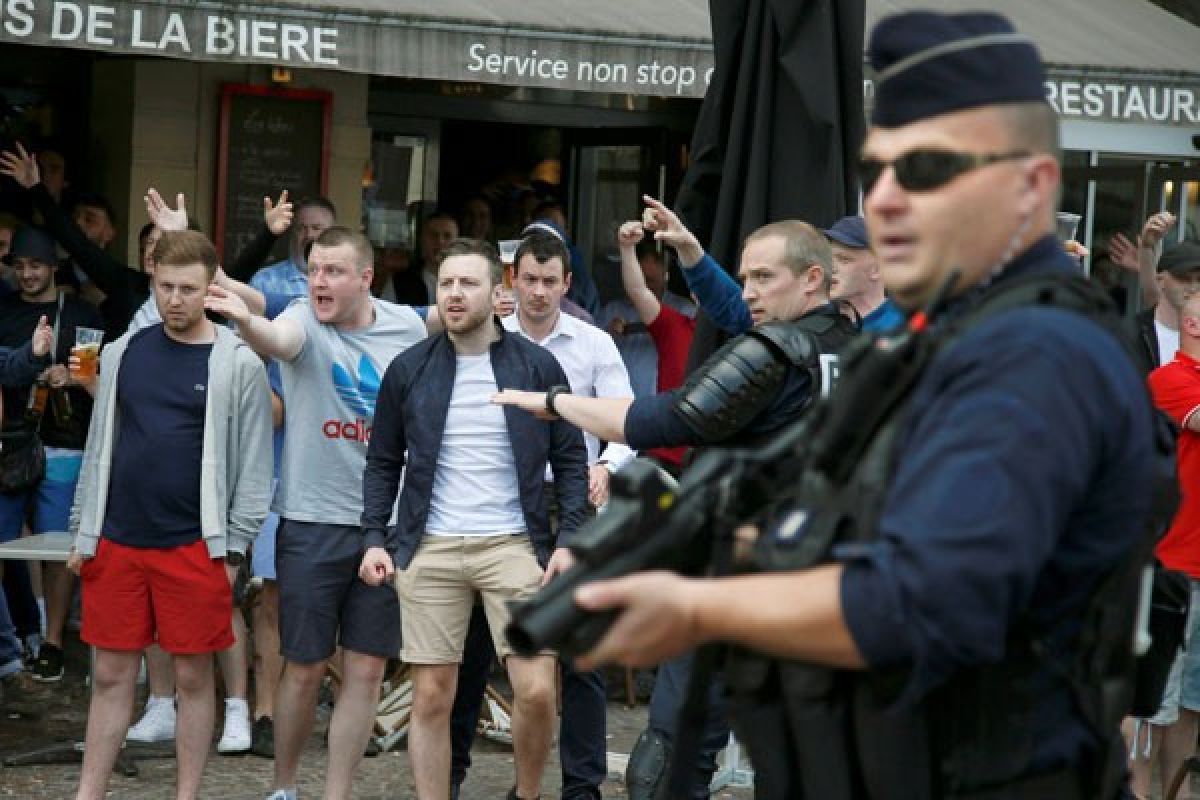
<box><xmin>674</xmin><ymin>303</ymin><xmax>859</xmax><ymax>447</ymax></box>
<box><xmin>725</xmin><ymin>274</ymin><xmax>1178</xmax><ymax>800</ymax></box>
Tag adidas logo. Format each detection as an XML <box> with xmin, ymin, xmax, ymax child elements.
<box><xmin>325</xmin><ymin>355</ymin><xmax>381</xmax><ymax>444</ymax></box>
<box><xmin>332</xmin><ymin>354</ymin><xmax>381</xmax><ymax>418</ymax></box>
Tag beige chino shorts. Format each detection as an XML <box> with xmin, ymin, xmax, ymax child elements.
<box><xmin>395</xmin><ymin>533</ymin><xmax>545</xmax><ymax>664</ymax></box>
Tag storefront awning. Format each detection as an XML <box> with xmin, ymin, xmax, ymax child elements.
<box><xmin>1</xmin><ymin>0</ymin><xmax>1199</xmax><ymax>101</ymax></box>
<box><xmin>0</xmin><ymin>0</ymin><xmax>717</xmax><ymax>97</ymax></box>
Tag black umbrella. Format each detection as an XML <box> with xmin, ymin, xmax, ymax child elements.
<box><xmin>677</xmin><ymin>0</ymin><xmax>866</xmax><ymax>368</ymax></box>
<box><xmin>663</xmin><ymin>2</ymin><xmax>865</xmax><ymax>794</ymax></box>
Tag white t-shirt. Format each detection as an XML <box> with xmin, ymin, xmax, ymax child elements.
<box><xmin>1156</xmin><ymin>318</ymin><xmax>1180</xmax><ymax>367</ymax></box>
<box><xmin>273</xmin><ymin>297</ymin><xmax>426</xmax><ymax>525</ymax></box>
<box><xmin>426</xmin><ymin>352</ymin><xmax>526</xmax><ymax>535</ymax></box>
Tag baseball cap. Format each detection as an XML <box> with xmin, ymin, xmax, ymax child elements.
<box><xmin>824</xmin><ymin>216</ymin><xmax>869</xmax><ymax>249</ymax></box>
<box><xmin>1158</xmin><ymin>241</ymin><xmax>1200</xmax><ymax>276</ymax></box>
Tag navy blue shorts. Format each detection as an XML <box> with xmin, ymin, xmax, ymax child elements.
<box><xmin>276</xmin><ymin>519</ymin><xmax>400</xmax><ymax>663</ymax></box>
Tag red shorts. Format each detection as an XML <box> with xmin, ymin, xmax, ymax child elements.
<box><xmin>81</xmin><ymin>538</ymin><xmax>234</xmax><ymax>654</ymax></box>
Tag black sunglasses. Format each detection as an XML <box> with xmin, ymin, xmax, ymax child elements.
<box><xmin>859</xmin><ymin>149</ymin><xmax>1030</xmax><ymax>194</ymax></box>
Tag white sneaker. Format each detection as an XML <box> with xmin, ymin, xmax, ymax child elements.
<box><xmin>217</xmin><ymin>698</ymin><xmax>252</xmax><ymax>754</ymax></box>
<box><xmin>265</xmin><ymin>790</ymin><xmax>297</xmax><ymax>800</ymax></box>
<box><xmin>126</xmin><ymin>696</ymin><xmax>176</xmax><ymax>743</ymax></box>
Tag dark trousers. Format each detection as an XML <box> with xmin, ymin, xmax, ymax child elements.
<box><xmin>449</xmin><ymin>604</ymin><xmax>607</xmax><ymax>798</ymax></box>
<box><xmin>2</xmin><ymin>563</ymin><xmax>39</xmax><ymax>639</ymax></box>
<box><xmin>647</xmin><ymin>651</ymin><xmax>731</xmax><ymax>799</ymax></box>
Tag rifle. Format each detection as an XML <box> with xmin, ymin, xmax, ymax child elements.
<box><xmin>507</xmin><ymin>317</ymin><xmax>934</xmax><ymax>658</ymax></box>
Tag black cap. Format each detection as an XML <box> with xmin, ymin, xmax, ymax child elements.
<box><xmin>1158</xmin><ymin>242</ymin><xmax>1200</xmax><ymax>276</ymax></box>
<box><xmin>6</xmin><ymin>226</ymin><xmax>57</xmax><ymax>266</ymax></box>
<box><xmin>869</xmin><ymin>11</ymin><xmax>1047</xmax><ymax>128</ymax></box>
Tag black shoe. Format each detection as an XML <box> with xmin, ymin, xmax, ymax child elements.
<box><xmin>251</xmin><ymin>716</ymin><xmax>274</xmax><ymax>758</ymax></box>
<box><xmin>31</xmin><ymin>642</ymin><xmax>64</xmax><ymax>683</ymax></box>
<box><xmin>450</xmin><ymin>783</ymin><xmax>461</xmax><ymax>800</ymax></box>
<box><xmin>506</xmin><ymin>789</ymin><xmax>540</xmax><ymax>800</ymax></box>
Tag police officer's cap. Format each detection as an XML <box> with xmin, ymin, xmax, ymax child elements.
<box><xmin>1158</xmin><ymin>242</ymin><xmax>1200</xmax><ymax>276</ymax></box>
<box><xmin>869</xmin><ymin>11</ymin><xmax>1046</xmax><ymax>128</ymax></box>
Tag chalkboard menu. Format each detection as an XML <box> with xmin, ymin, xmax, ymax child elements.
<box><xmin>215</xmin><ymin>84</ymin><xmax>331</xmax><ymax>262</ymax></box>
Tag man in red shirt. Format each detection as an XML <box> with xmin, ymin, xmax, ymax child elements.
<box><xmin>1142</xmin><ymin>287</ymin><xmax>1200</xmax><ymax>798</ymax></box>
<box><xmin>615</xmin><ymin>221</ymin><xmax>695</xmax><ymax>473</ymax></box>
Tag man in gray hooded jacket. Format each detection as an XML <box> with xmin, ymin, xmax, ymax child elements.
<box><xmin>66</xmin><ymin>229</ymin><xmax>272</xmax><ymax>800</ymax></box>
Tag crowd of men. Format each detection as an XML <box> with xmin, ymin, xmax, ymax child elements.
<box><xmin>0</xmin><ymin>7</ymin><xmax>1195</xmax><ymax>800</ymax></box>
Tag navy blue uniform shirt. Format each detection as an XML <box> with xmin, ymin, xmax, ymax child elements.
<box><xmin>839</xmin><ymin>235</ymin><xmax>1158</xmax><ymax>771</ymax></box>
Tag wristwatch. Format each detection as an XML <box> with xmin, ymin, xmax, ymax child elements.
<box><xmin>225</xmin><ymin>551</ymin><xmax>246</xmax><ymax>567</ymax></box>
<box><xmin>545</xmin><ymin>384</ymin><xmax>571</xmax><ymax>418</ymax></box>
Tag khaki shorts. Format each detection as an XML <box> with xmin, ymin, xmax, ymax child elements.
<box><xmin>395</xmin><ymin>533</ymin><xmax>544</xmax><ymax>664</ymax></box>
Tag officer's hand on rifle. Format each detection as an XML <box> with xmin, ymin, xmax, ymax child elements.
<box><xmin>573</xmin><ymin>570</ymin><xmax>703</xmax><ymax>670</ymax></box>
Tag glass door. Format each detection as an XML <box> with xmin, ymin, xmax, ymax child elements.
<box><xmin>1062</xmin><ymin>157</ymin><xmax>1200</xmax><ymax>314</ymax></box>
<box><xmin>561</xmin><ymin>128</ymin><xmax>685</xmax><ymax>308</ymax></box>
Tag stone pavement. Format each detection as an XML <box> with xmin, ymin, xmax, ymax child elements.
<box><xmin>0</xmin><ymin>636</ymin><xmax>754</xmax><ymax>799</ymax></box>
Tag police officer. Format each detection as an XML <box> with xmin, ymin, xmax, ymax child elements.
<box><xmin>493</xmin><ymin>218</ymin><xmax>853</xmax><ymax>451</ymax></box>
<box><xmin>495</xmin><ymin>217</ymin><xmax>856</xmax><ymax>797</ymax></box>
<box><xmin>555</xmin><ymin>11</ymin><xmax>1169</xmax><ymax>799</ymax></box>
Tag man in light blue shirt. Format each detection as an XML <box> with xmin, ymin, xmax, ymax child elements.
<box><xmin>641</xmin><ymin>197</ymin><xmax>905</xmax><ymax>335</ymax></box>
<box><xmin>250</xmin><ymin>196</ymin><xmax>336</xmax><ymax>301</ymax></box>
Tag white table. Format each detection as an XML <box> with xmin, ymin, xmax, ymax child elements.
<box><xmin>0</xmin><ymin>531</ymin><xmax>72</xmax><ymax>562</ymax></box>
<box><xmin>0</xmin><ymin>531</ymin><xmax>140</xmax><ymax>773</ymax></box>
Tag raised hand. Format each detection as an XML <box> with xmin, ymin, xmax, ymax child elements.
<box><xmin>264</xmin><ymin>189</ymin><xmax>294</xmax><ymax>235</ymax></box>
<box><xmin>641</xmin><ymin>195</ymin><xmax>704</xmax><ymax>266</ymax></box>
<box><xmin>144</xmin><ymin>188</ymin><xmax>189</xmax><ymax>232</ymax></box>
<box><xmin>0</xmin><ymin>142</ymin><xmax>40</xmax><ymax>189</ymax></box>
<box><xmin>204</xmin><ymin>283</ymin><xmax>252</xmax><ymax>324</ymax></box>
<box><xmin>617</xmin><ymin>220</ymin><xmax>644</xmax><ymax>250</ymax></box>
<box><xmin>1109</xmin><ymin>232</ymin><xmax>1139</xmax><ymax>273</ymax></box>
<box><xmin>1141</xmin><ymin>211</ymin><xmax>1177</xmax><ymax>250</ymax></box>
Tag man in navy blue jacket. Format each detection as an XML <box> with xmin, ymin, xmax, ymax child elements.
<box><xmin>359</xmin><ymin>238</ymin><xmax>587</xmax><ymax>800</ymax></box>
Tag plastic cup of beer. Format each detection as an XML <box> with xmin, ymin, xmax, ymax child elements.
<box><xmin>71</xmin><ymin>327</ymin><xmax>104</xmax><ymax>382</ymax></box>
<box><xmin>498</xmin><ymin>240</ymin><xmax>520</xmax><ymax>267</ymax></box>
<box><xmin>1055</xmin><ymin>211</ymin><xmax>1081</xmax><ymax>243</ymax></box>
